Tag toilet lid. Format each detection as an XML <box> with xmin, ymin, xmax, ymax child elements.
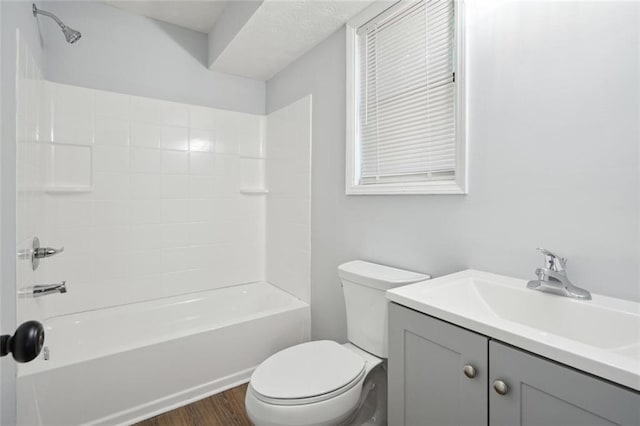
<box><xmin>250</xmin><ymin>341</ymin><xmax>366</xmax><ymax>401</ymax></box>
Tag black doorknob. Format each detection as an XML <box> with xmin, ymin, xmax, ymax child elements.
<box><xmin>0</xmin><ymin>321</ymin><xmax>45</xmax><ymax>363</ymax></box>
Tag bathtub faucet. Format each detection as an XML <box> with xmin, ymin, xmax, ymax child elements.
<box><xmin>19</xmin><ymin>281</ymin><xmax>67</xmax><ymax>298</ymax></box>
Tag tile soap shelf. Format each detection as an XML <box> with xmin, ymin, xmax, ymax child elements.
<box><xmin>44</xmin><ymin>185</ymin><xmax>93</xmax><ymax>194</ymax></box>
<box><xmin>240</xmin><ymin>188</ymin><xmax>269</xmax><ymax>195</ymax></box>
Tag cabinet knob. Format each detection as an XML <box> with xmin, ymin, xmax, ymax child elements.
<box><xmin>493</xmin><ymin>380</ymin><xmax>509</xmax><ymax>395</ymax></box>
<box><xmin>463</xmin><ymin>364</ymin><xmax>477</xmax><ymax>379</ymax></box>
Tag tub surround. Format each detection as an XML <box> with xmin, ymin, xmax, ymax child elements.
<box><xmin>266</xmin><ymin>96</ymin><xmax>312</xmax><ymax>303</ymax></box>
<box><xmin>19</xmin><ymin>81</ymin><xmax>267</xmax><ymax>323</ymax></box>
<box><xmin>17</xmin><ymin>82</ymin><xmax>312</xmax><ymax>322</ymax></box>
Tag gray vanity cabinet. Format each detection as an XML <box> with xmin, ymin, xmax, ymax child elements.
<box><xmin>490</xmin><ymin>340</ymin><xmax>640</xmax><ymax>426</ymax></box>
<box><xmin>388</xmin><ymin>303</ymin><xmax>489</xmax><ymax>426</ymax></box>
<box><xmin>388</xmin><ymin>302</ymin><xmax>640</xmax><ymax>426</ymax></box>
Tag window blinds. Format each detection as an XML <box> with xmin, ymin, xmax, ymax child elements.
<box><xmin>357</xmin><ymin>0</ymin><xmax>456</xmax><ymax>185</ymax></box>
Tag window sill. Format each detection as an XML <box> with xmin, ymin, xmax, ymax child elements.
<box><xmin>346</xmin><ymin>180</ymin><xmax>467</xmax><ymax>195</ymax></box>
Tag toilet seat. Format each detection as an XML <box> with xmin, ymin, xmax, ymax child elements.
<box><xmin>246</xmin><ymin>342</ymin><xmax>384</xmax><ymax>426</ymax></box>
<box><xmin>250</xmin><ymin>341</ymin><xmax>366</xmax><ymax>405</ymax></box>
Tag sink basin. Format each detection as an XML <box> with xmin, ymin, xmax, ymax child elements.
<box><xmin>386</xmin><ymin>269</ymin><xmax>640</xmax><ymax>391</ymax></box>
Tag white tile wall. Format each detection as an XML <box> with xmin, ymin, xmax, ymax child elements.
<box><xmin>17</xmin><ymin>79</ymin><xmax>311</xmax><ymax>321</ymax></box>
<box><xmin>18</xmin><ymin>82</ymin><xmax>269</xmax><ymax>319</ymax></box>
<box><xmin>16</xmin><ymin>31</ymin><xmax>43</xmax><ymax>325</ymax></box>
<box><xmin>266</xmin><ymin>96</ymin><xmax>312</xmax><ymax>303</ymax></box>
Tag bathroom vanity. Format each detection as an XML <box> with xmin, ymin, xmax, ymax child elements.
<box><xmin>386</xmin><ymin>270</ymin><xmax>640</xmax><ymax>426</ymax></box>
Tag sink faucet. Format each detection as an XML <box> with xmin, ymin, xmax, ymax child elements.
<box><xmin>527</xmin><ymin>249</ymin><xmax>591</xmax><ymax>300</ymax></box>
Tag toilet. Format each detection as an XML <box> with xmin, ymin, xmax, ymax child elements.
<box><xmin>245</xmin><ymin>260</ymin><xmax>430</xmax><ymax>426</ymax></box>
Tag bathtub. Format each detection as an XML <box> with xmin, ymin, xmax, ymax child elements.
<box><xmin>17</xmin><ymin>282</ymin><xmax>310</xmax><ymax>426</ymax></box>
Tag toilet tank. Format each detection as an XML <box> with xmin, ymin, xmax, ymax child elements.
<box><xmin>338</xmin><ymin>261</ymin><xmax>430</xmax><ymax>358</ymax></box>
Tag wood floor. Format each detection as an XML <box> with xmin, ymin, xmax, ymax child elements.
<box><xmin>136</xmin><ymin>383</ymin><xmax>253</xmax><ymax>426</ymax></box>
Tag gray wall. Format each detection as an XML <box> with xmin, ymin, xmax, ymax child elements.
<box><xmin>267</xmin><ymin>1</ymin><xmax>640</xmax><ymax>342</ymax></box>
<box><xmin>1</xmin><ymin>3</ymin><xmax>44</xmax><ymax>423</ymax></box>
<box><xmin>39</xmin><ymin>1</ymin><xmax>265</xmax><ymax>114</ymax></box>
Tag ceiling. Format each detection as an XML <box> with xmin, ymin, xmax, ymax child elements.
<box><xmin>105</xmin><ymin>1</ymin><xmax>228</xmax><ymax>33</ymax></box>
<box><xmin>211</xmin><ymin>0</ymin><xmax>375</xmax><ymax>80</ymax></box>
<box><xmin>104</xmin><ymin>0</ymin><xmax>379</xmax><ymax>81</ymax></box>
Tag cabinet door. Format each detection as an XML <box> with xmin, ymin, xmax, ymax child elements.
<box><xmin>490</xmin><ymin>340</ymin><xmax>640</xmax><ymax>426</ymax></box>
<box><xmin>388</xmin><ymin>303</ymin><xmax>489</xmax><ymax>426</ymax></box>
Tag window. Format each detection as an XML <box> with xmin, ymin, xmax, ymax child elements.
<box><xmin>346</xmin><ymin>0</ymin><xmax>466</xmax><ymax>195</ymax></box>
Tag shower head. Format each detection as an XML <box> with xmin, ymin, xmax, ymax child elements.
<box><xmin>61</xmin><ymin>26</ymin><xmax>82</xmax><ymax>44</ymax></box>
<box><xmin>33</xmin><ymin>4</ymin><xmax>82</xmax><ymax>44</ymax></box>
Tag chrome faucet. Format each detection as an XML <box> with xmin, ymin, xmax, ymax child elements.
<box><xmin>527</xmin><ymin>249</ymin><xmax>591</xmax><ymax>300</ymax></box>
<box><xmin>19</xmin><ymin>282</ymin><xmax>67</xmax><ymax>298</ymax></box>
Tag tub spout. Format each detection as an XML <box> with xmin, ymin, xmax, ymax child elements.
<box><xmin>19</xmin><ymin>282</ymin><xmax>67</xmax><ymax>298</ymax></box>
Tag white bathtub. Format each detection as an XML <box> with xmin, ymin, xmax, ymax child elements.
<box><xmin>17</xmin><ymin>282</ymin><xmax>310</xmax><ymax>426</ymax></box>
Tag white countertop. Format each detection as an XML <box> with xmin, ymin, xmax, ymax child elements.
<box><xmin>386</xmin><ymin>269</ymin><xmax>640</xmax><ymax>391</ymax></box>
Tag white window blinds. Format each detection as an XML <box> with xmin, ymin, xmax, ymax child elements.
<box><xmin>357</xmin><ymin>0</ymin><xmax>456</xmax><ymax>185</ymax></box>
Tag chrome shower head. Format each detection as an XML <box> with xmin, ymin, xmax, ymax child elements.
<box><xmin>33</xmin><ymin>4</ymin><xmax>82</xmax><ymax>44</ymax></box>
<box><xmin>61</xmin><ymin>26</ymin><xmax>82</xmax><ymax>44</ymax></box>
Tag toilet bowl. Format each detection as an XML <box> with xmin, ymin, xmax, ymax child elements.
<box><xmin>246</xmin><ymin>261</ymin><xmax>429</xmax><ymax>426</ymax></box>
<box><xmin>245</xmin><ymin>341</ymin><xmax>382</xmax><ymax>426</ymax></box>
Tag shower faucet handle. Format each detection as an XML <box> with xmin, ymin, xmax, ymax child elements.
<box><xmin>29</xmin><ymin>237</ymin><xmax>64</xmax><ymax>271</ymax></box>
<box><xmin>33</xmin><ymin>246</ymin><xmax>64</xmax><ymax>259</ymax></box>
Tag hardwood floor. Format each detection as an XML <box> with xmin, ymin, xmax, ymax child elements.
<box><xmin>136</xmin><ymin>384</ymin><xmax>253</xmax><ymax>426</ymax></box>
